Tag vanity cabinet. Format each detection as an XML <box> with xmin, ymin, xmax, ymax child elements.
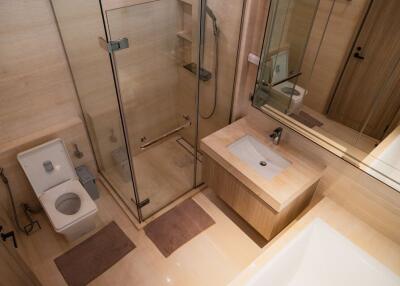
<box><xmin>203</xmin><ymin>155</ymin><xmax>318</xmax><ymax>240</ymax></box>
<box><xmin>201</xmin><ymin>118</ymin><xmax>325</xmax><ymax>240</ymax></box>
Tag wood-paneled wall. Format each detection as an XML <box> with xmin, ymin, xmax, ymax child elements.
<box><xmin>0</xmin><ymin>0</ymin><xmax>80</xmax><ymax>145</ymax></box>
<box><xmin>300</xmin><ymin>0</ymin><xmax>369</xmax><ymax>113</ymax></box>
<box><xmin>0</xmin><ymin>1</ymin><xmax>99</xmax><ymax>235</ymax></box>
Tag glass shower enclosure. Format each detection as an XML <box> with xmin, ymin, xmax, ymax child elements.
<box><xmin>50</xmin><ymin>0</ymin><xmax>245</xmax><ymax>222</ymax></box>
<box><xmin>103</xmin><ymin>0</ymin><xmax>201</xmax><ymax>221</ymax></box>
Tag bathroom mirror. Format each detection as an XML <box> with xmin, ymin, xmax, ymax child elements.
<box><xmin>252</xmin><ymin>0</ymin><xmax>400</xmax><ymax>191</ymax></box>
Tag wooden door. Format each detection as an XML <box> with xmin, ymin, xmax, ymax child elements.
<box><xmin>328</xmin><ymin>0</ymin><xmax>400</xmax><ymax>140</ymax></box>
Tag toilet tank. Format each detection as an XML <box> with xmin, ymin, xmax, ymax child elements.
<box><xmin>17</xmin><ymin>138</ymin><xmax>77</xmax><ymax>197</ymax></box>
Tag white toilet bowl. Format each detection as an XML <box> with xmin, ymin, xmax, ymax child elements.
<box><xmin>271</xmin><ymin>81</ymin><xmax>306</xmax><ymax>114</ymax></box>
<box><xmin>17</xmin><ymin>138</ymin><xmax>97</xmax><ymax>241</ymax></box>
<box><xmin>269</xmin><ymin>50</ymin><xmax>307</xmax><ymax>114</ymax></box>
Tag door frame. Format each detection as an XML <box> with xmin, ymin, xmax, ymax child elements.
<box><xmin>325</xmin><ymin>0</ymin><xmax>373</xmax><ymax>114</ymax></box>
<box><xmin>326</xmin><ymin>0</ymin><xmax>400</xmax><ymax>140</ymax></box>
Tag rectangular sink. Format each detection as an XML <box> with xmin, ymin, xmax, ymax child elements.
<box><xmin>242</xmin><ymin>218</ymin><xmax>400</xmax><ymax>286</ymax></box>
<box><xmin>228</xmin><ymin>135</ymin><xmax>291</xmax><ymax>180</ymax></box>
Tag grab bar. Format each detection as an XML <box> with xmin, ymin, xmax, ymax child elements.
<box><xmin>260</xmin><ymin>72</ymin><xmax>302</xmax><ymax>88</ymax></box>
<box><xmin>140</xmin><ymin>116</ymin><xmax>191</xmax><ymax>150</ymax></box>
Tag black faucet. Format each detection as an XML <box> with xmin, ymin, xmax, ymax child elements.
<box><xmin>270</xmin><ymin>127</ymin><xmax>283</xmax><ymax>145</ymax></box>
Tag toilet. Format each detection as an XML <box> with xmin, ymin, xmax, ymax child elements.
<box><xmin>17</xmin><ymin>138</ymin><xmax>98</xmax><ymax>241</ymax></box>
<box><xmin>270</xmin><ymin>50</ymin><xmax>307</xmax><ymax>114</ymax></box>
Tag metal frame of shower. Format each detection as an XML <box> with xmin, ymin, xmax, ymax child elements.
<box><xmin>97</xmin><ymin>0</ymin><xmax>146</xmax><ymax>222</ymax></box>
<box><xmin>95</xmin><ymin>0</ymin><xmax>209</xmax><ymax>223</ymax></box>
<box><xmin>51</xmin><ymin>0</ymin><xmax>246</xmax><ymax>223</ymax></box>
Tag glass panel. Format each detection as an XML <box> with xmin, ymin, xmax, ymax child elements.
<box><xmin>105</xmin><ymin>0</ymin><xmax>199</xmax><ymax>219</ymax></box>
<box><xmin>50</xmin><ymin>0</ymin><xmax>139</xmax><ymax>219</ymax></box>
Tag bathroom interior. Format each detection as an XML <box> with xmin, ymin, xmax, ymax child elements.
<box><xmin>1</xmin><ymin>0</ymin><xmax>399</xmax><ymax>285</ymax></box>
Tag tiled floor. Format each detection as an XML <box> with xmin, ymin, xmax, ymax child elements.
<box><xmin>105</xmin><ymin>135</ymin><xmax>202</xmax><ymax>219</ymax></box>
<box><xmin>17</xmin><ymin>183</ymin><xmax>263</xmax><ymax>286</ymax></box>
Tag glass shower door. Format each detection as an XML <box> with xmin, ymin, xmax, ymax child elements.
<box><xmin>104</xmin><ymin>0</ymin><xmax>201</xmax><ymax>220</ymax></box>
<box><xmin>50</xmin><ymin>0</ymin><xmax>140</xmax><ymax>220</ymax></box>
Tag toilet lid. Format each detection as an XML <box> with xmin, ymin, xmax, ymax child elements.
<box><xmin>17</xmin><ymin>138</ymin><xmax>77</xmax><ymax>197</ymax></box>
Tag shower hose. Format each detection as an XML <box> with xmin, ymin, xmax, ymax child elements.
<box><xmin>200</xmin><ymin>21</ymin><xmax>219</xmax><ymax>119</ymax></box>
<box><xmin>0</xmin><ymin>168</ymin><xmax>41</xmax><ymax>235</ymax></box>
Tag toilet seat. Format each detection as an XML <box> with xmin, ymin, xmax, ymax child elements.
<box><xmin>39</xmin><ymin>179</ymin><xmax>97</xmax><ymax>232</ymax></box>
<box><xmin>271</xmin><ymin>81</ymin><xmax>307</xmax><ymax>114</ymax></box>
<box><xmin>268</xmin><ymin>51</ymin><xmax>307</xmax><ymax>115</ymax></box>
<box><xmin>18</xmin><ymin>138</ymin><xmax>98</xmax><ymax>240</ymax></box>
<box><xmin>273</xmin><ymin>81</ymin><xmax>306</xmax><ymax>99</ymax></box>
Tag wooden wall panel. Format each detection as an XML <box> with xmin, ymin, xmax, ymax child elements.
<box><xmin>300</xmin><ymin>0</ymin><xmax>369</xmax><ymax>113</ymax></box>
<box><xmin>0</xmin><ymin>0</ymin><xmax>79</xmax><ymax>145</ymax></box>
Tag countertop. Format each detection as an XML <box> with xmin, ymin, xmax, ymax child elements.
<box><xmin>360</xmin><ymin>125</ymin><xmax>400</xmax><ymax>190</ymax></box>
<box><xmin>200</xmin><ymin>118</ymin><xmax>326</xmax><ymax>212</ymax></box>
<box><xmin>229</xmin><ymin>197</ymin><xmax>400</xmax><ymax>284</ymax></box>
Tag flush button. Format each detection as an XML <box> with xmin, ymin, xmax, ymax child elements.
<box><xmin>43</xmin><ymin>161</ymin><xmax>54</xmax><ymax>173</ymax></box>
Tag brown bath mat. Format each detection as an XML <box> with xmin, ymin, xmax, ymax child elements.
<box><xmin>290</xmin><ymin>111</ymin><xmax>323</xmax><ymax>128</ymax></box>
<box><xmin>144</xmin><ymin>198</ymin><xmax>215</xmax><ymax>257</ymax></box>
<box><xmin>54</xmin><ymin>221</ymin><xmax>135</xmax><ymax>286</ymax></box>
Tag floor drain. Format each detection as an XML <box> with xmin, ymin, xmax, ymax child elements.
<box><xmin>259</xmin><ymin>161</ymin><xmax>267</xmax><ymax>166</ymax></box>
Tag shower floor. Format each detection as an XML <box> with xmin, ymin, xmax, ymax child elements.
<box><xmin>105</xmin><ymin>135</ymin><xmax>202</xmax><ymax>219</ymax></box>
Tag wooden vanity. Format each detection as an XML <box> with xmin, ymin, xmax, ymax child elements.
<box><xmin>201</xmin><ymin>118</ymin><xmax>325</xmax><ymax>240</ymax></box>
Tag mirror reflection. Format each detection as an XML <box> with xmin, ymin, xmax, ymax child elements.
<box><xmin>253</xmin><ymin>0</ymin><xmax>400</xmax><ymax>190</ymax></box>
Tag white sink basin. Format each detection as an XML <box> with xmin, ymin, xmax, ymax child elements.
<box><xmin>228</xmin><ymin>135</ymin><xmax>291</xmax><ymax>180</ymax></box>
<box><xmin>241</xmin><ymin>219</ymin><xmax>400</xmax><ymax>286</ymax></box>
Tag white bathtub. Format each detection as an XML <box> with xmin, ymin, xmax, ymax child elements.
<box><xmin>231</xmin><ymin>219</ymin><xmax>400</xmax><ymax>286</ymax></box>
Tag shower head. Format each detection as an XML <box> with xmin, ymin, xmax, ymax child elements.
<box><xmin>206</xmin><ymin>6</ymin><xmax>219</xmax><ymax>36</ymax></box>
